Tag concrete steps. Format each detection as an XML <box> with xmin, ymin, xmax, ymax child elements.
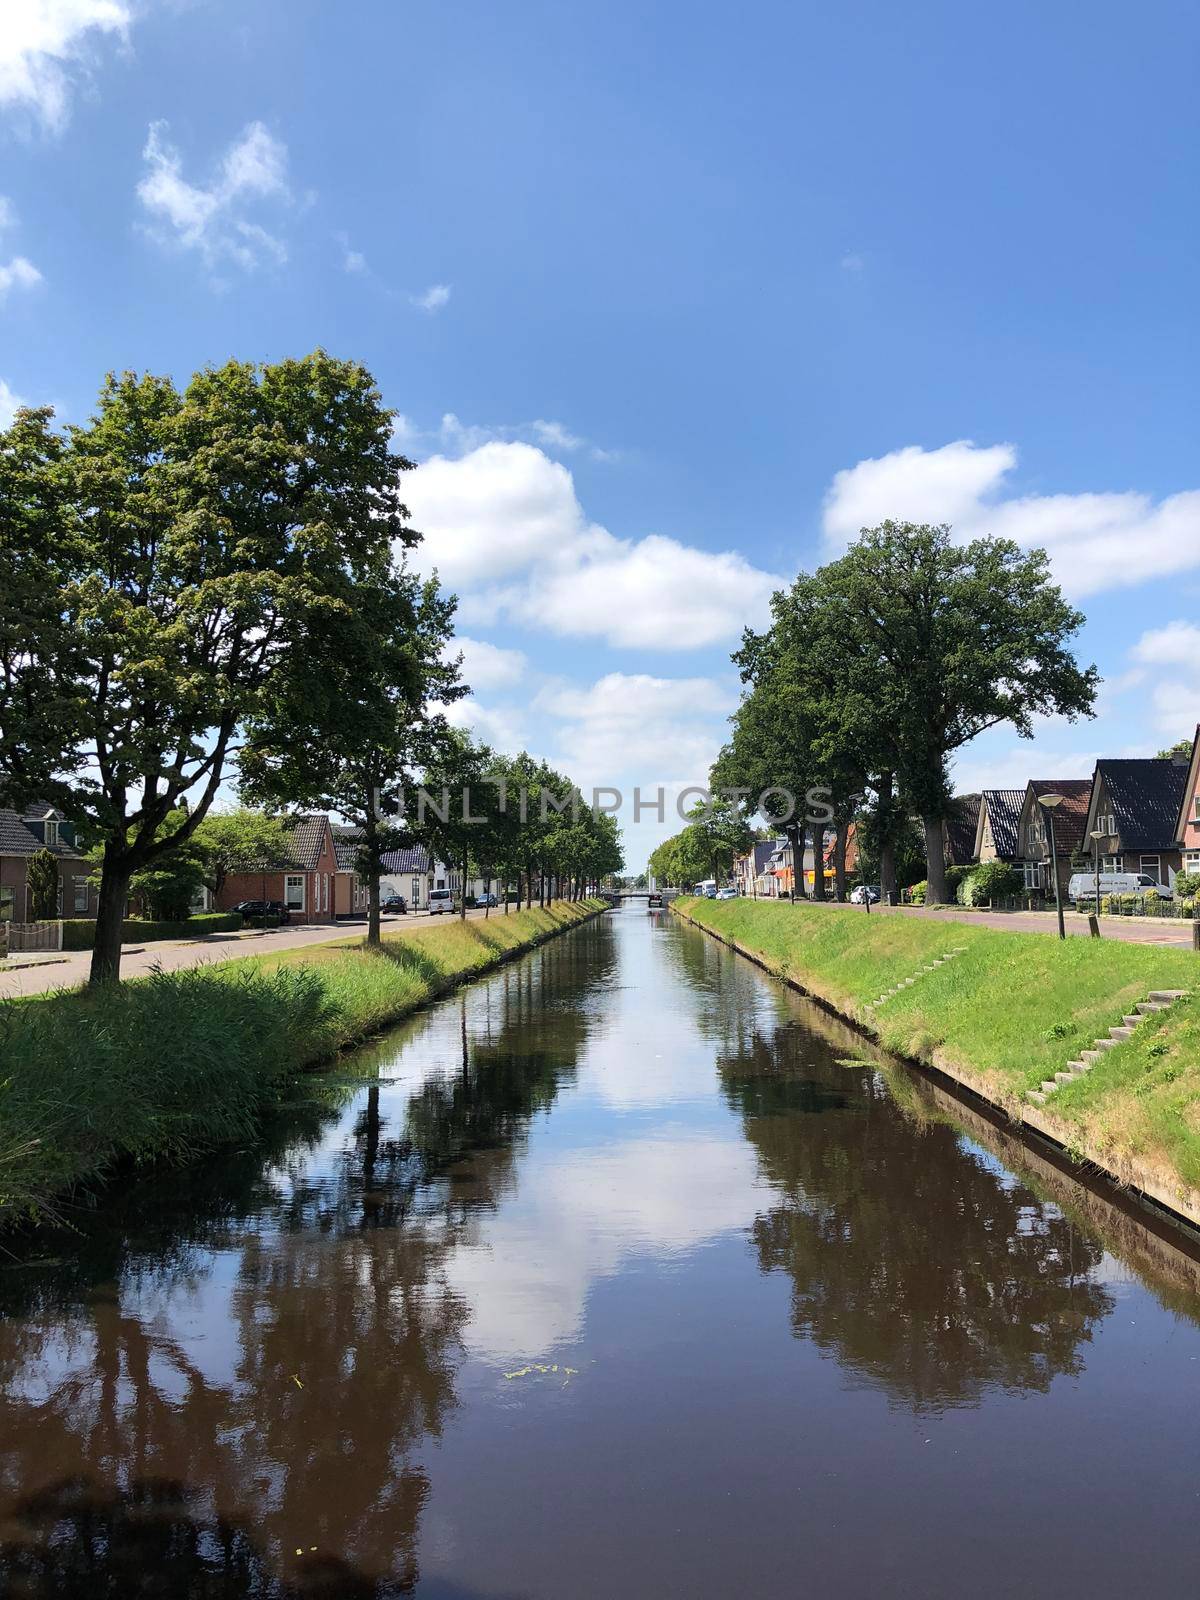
<box><xmin>1026</xmin><ymin>988</ymin><xmax>1189</xmax><ymax>1108</ymax></box>
<box><xmin>866</xmin><ymin>948</ymin><xmax>967</xmax><ymax>1013</ymax></box>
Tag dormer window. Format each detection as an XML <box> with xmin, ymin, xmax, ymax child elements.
<box><xmin>44</xmin><ymin>820</ymin><xmax>59</xmax><ymax>847</ymax></box>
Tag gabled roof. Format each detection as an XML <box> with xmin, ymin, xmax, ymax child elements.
<box><xmin>1025</xmin><ymin>779</ymin><xmax>1092</xmax><ymax>856</ymax></box>
<box><xmin>1174</xmin><ymin>725</ymin><xmax>1200</xmax><ymax>842</ymax></box>
<box><xmin>1092</xmin><ymin>758</ymin><xmax>1190</xmax><ymax>852</ymax></box>
<box><xmin>380</xmin><ymin>844</ymin><xmax>431</xmax><ymax>875</ymax></box>
<box><xmin>332</xmin><ymin>824</ymin><xmax>362</xmax><ymax>872</ymax></box>
<box><xmin>0</xmin><ymin>807</ymin><xmax>84</xmax><ymax>860</ymax></box>
<box><xmin>977</xmin><ymin>790</ymin><xmax>1025</xmax><ymax>860</ymax></box>
<box><xmin>749</xmin><ymin>839</ymin><xmax>778</xmax><ymax>874</ymax></box>
<box><xmin>944</xmin><ymin>794</ymin><xmax>981</xmax><ymax>866</ymax></box>
<box><xmin>288</xmin><ymin>815</ymin><xmax>333</xmax><ymax>871</ymax></box>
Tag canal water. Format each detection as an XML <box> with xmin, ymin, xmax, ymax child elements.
<box><xmin>2</xmin><ymin>905</ymin><xmax>1199</xmax><ymax>1598</ymax></box>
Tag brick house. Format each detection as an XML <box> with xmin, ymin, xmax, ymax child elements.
<box><xmin>1172</xmin><ymin>724</ymin><xmax>1200</xmax><ymax>879</ymax></box>
<box><xmin>1014</xmin><ymin>779</ymin><xmax>1092</xmax><ymax>897</ymax></box>
<box><xmin>1081</xmin><ymin>756</ymin><xmax>1191</xmax><ymax>889</ymax></box>
<box><xmin>332</xmin><ymin>825</ymin><xmax>370</xmax><ymax>916</ymax></box>
<box><xmin>0</xmin><ymin>802</ymin><xmax>95</xmax><ymax>923</ymax></box>
<box><xmin>217</xmin><ymin>814</ymin><xmax>341</xmax><ymax>924</ymax></box>
<box><xmin>972</xmin><ymin>790</ymin><xmax>1025</xmax><ymax>867</ymax></box>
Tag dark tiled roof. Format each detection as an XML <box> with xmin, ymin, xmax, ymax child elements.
<box><xmin>332</xmin><ymin>826</ymin><xmax>362</xmax><ymax>872</ymax></box>
<box><xmin>945</xmin><ymin>794</ymin><xmax>981</xmax><ymax>865</ymax></box>
<box><xmin>0</xmin><ymin>808</ymin><xmax>83</xmax><ymax>860</ymax></box>
<box><xmin>380</xmin><ymin>845</ymin><xmax>430</xmax><ymax>875</ymax></box>
<box><xmin>1028</xmin><ymin>779</ymin><xmax>1092</xmax><ymax>855</ymax></box>
<box><xmin>750</xmin><ymin>840</ymin><xmax>778</xmax><ymax>874</ymax></box>
<box><xmin>981</xmin><ymin>790</ymin><xmax>1025</xmax><ymax>860</ymax></box>
<box><xmin>1098</xmin><ymin>759</ymin><xmax>1190</xmax><ymax>851</ymax></box>
<box><xmin>288</xmin><ymin>815</ymin><xmax>331</xmax><ymax>871</ymax></box>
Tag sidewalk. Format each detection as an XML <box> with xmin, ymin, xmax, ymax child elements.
<box><xmin>0</xmin><ymin>906</ymin><xmax>504</xmax><ymax>999</ymax></box>
<box><xmin>875</xmin><ymin>901</ymin><xmax>1196</xmax><ymax>947</ymax></box>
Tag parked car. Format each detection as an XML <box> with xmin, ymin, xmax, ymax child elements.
<box><xmin>428</xmin><ymin>888</ymin><xmax>457</xmax><ymax>915</ymax></box>
<box><xmin>715</xmin><ymin>886</ymin><xmax>737</xmax><ymax>900</ymax></box>
<box><xmin>850</xmin><ymin>885</ymin><xmax>880</xmax><ymax>905</ymax></box>
<box><xmin>1067</xmin><ymin>871</ymin><xmax>1173</xmax><ymax>903</ymax></box>
<box><xmin>232</xmin><ymin>899</ymin><xmax>289</xmax><ymax>923</ymax></box>
<box><xmin>476</xmin><ymin>892</ymin><xmax>499</xmax><ymax>907</ymax></box>
<box><xmin>381</xmin><ymin>895</ymin><xmax>407</xmax><ymax>914</ymax></box>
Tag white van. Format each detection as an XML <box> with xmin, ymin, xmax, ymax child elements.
<box><xmin>428</xmin><ymin>888</ymin><xmax>457</xmax><ymax>915</ymax></box>
<box><xmin>1067</xmin><ymin>871</ymin><xmax>1173</xmax><ymax>903</ymax></box>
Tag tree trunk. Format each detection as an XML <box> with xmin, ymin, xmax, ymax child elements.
<box><xmin>484</xmin><ymin>874</ymin><xmax>491</xmax><ymax>918</ymax></box>
<box><xmin>460</xmin><ymin>853</ymin><xmax>468</xmax><ymax>919</ymax></box>
<box><xmin>365</xmin><ymin>819</ymin><xmax>382</xmax><ymax>948</ymax></box>
<box><xmin>811</xmin><ymin>828</ymin><xmax>827</xmax><ymax>901</ymax></box>
<box><xmin>923</xmin><ymin>816</ymin><xmax>948</xmax><ymax>905</ymax></box>
<box><xmin>539</xmin><ymin>869</ymin><xmax>545</xmax><ymax>909</ymax></box>
<box><xmin>833</xmin><ymin>821</ymin><xmax>849</xmax><ymax>902</ymax></box>
<box><xmin>89</xmin><ymin>849</ymin><xmax>131</xmax><ymax>987</ymax></box>
<box><xmin>877</xmin><ymin>771</ymin><xmax>898</xmax><ymax>904</ymax></box>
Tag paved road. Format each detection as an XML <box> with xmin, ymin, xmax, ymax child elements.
<box><xmin>866</xmin><ymin>901</ymin><xmax>1196</xmax><ymax>947</ymax></box>
<box><xmin>0</xmin><ymin>907</ymin><xmax>509</xmax><ymax>999</ymax></box>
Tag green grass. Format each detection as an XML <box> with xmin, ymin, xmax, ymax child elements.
<box><xmin>0</xmin><ymin>900</ymin><xmax>602</xmax><ymax>1230</ymax></box>
<box><xmin>676</xmin><ymin>896</ymin><xmax>1199</xmax><ymax>1206</ymax></box>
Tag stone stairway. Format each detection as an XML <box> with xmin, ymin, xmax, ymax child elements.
<box><xmin>1026</xmin><ymin>991</ymin><xmax>1189</xmax><ymax>1107</ymax></box>
<box><xmin>863</xmin><ymin>948</ymin><xmax>969</xmax><ymax>1013</ymax></box>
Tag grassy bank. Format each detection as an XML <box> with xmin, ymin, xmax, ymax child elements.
<box><xmin>0</xmin><ymin>900</ymin><xmax>603</xmax><ymax>1229</ymax></box>
<box><xmin>675</xmin><ymin>897</ymin><xmax>1199</xmax><ymax>1213</ymax></box>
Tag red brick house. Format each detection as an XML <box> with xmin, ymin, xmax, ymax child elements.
<box><xmin>1174</xmin><ymin>724</ymin><xmax>1200</xmax><ymax>879</ymax></box>
<box><xmin>1015</xmin><ymin>779</ymin><xmax>1092</xmax><ymax>898</ymax></box>
<box><xmin>0</xmin><ymin>803</ymin><xmax>95</xmax><ymax>924</ymax></box>
<box><xmin>217</xmin><ymin>815</ymin><xmax>341</xmax><ymax>924</ymax></box>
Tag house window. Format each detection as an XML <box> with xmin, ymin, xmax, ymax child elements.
<box><xmin>0</xmin><ymin>886</ymin><xmax>14</xmax><ymax>921</ymax></box>
<box><xmin>284</xmin><ymin>875</ymin><xmax>305</xmax><ymax>912</ymax></box>
<box><xmin>1139</xmin><ymin>855</ymin><xmax>1161</xmax><ymax>881</ymax></box>
<box><xmin>412</xmin><ymin>877</ymin><xmax>420</xmax><ymax>905</ymax></box>
<box><xmin>44</xmin><ymin>819</ymin><xmax>59</xmax><ymax>847</ymax></box>
<box><xmin>73</xmin><ymin>878</ymin><xmax>89</xmax><ymax>912</ymax></box>
<box><xmin>1022</xmin><ymin>862</ymin><xmax>1042</xmax><ymax>890</ymax></box>
<box><xmin>1102</xmin><ymin>855</ymin><xmax>1121</xmax><ymax>873</ymax></box>
<box><xmin>1185</xmin><ymin>852</ymin><xmax>1200</xmax><ymax>874</ymax></box>
<box><xmin>1194</xmin><ymin>797</ymin><xmax>1200</xmax><ymax>822</ymax></box>
<box><xmin>1096</xmin><ymin>813</ymin><xmax>1115</xmax><ymax>836</ymax></box>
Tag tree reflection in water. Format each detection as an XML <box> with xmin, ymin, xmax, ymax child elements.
<box><xmin>716</xmin><ymin>1018</ymin><xmax>1115</xmax><ymax>1411</ymax></box>
<box><xmin>0</xmin><ymin>921</ymin><xmax>615</xmax><ymax>1597</ymax></box>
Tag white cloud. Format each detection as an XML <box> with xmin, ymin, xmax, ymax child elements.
<box><xmin>0</xmin><ymin>0</ymin><xmax>129</xmax><ymax>132</ymax></box>
<box><xmin>536</xmin><ymin>671</ymin><xmax>736</xmax><ymax>792</ymax></box>
<box><xmin>823</xmin><ymin>440</ymin><xmax>1200</xmax><ymax>598</ymax></box>
<box><xmin>0</xmin><ymin>377</ymin><xmax>28</xmax><ymax>427</ymax></box>
<box><xmin>530</xmin><ymin>419</ymin><xmax>583</xmax><ymax>451</ymax></box>
<box><xmin>136</xmin><ymin>119</ymin><xmax>291</xmax><ymax>272</ymax></box>
<box><xmin>1149</xmin><ymin>681</ymin><xmax>1200</xmax><ymax>739</ymax></box>
<box><xmin>409</xmin><ymin>440</ymin><xmax>781</xmax><ymax>650</ymax></box>
<box><xmin>1132</xmin><ymin>620</ymin><xmax>1200</xmax><ymax>668</ymax></box>
<box><xmin>0</xmin><ymin>255</ymin><xmax>42</xmax><ymax>300</ymax></box>
<box><xmin>412</xmin><ymin>282</ymin><xmax>451</xmax><ymax>313</ymax></box>
<box><xmin>0</xmin><ymin>197</ymin><xmax>14</xmax><ymax>232</ymax></box>
<box><xmin>451</xmin><ymin>635</ymin><xmax>528</xmax><ymax>694</ymax></box>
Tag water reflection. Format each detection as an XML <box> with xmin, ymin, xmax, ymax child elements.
<box><xmin>0</xmin><ymin>909</ymin><xmax>1198</xmax><ymax>1600</ymax></box>
<box><xmin>0</xmin><ymin>925</ymin><xmax>614</xmax><ymax>1597</ymax></box>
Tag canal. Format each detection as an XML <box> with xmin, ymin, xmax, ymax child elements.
<box><xmin>2</xmin><ymin>904</ymin><xmax>1199</xmax><ymax>1597</ymax></box>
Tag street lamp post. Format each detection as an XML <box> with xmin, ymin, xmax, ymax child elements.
<box><xmin>1039</xmin><ymin>793</ymin><xmax>1066</xmax><ymax>940</ymax></box>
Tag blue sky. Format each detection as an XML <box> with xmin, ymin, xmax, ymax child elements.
<box><xmin>3</xmin><ymin>0</ymin><xmax>1198</xmax><ymax>868</ymax></box>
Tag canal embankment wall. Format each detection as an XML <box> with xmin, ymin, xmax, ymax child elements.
<box><xmin>673</xmin><ymin>897</ymin><xmax>1200</xmax><ymax>1234</ymax></box>
<box><xmin>0</xmin><ymin>899</ymin><xmax>607</xmax><ymax>1232</ymax></box>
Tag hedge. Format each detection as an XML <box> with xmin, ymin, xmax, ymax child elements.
<box><xmin>61</xmin><ymin>913</ymin><xmax>243</xmax><ymax>950</ymax></box>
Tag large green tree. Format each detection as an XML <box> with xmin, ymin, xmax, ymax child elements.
<box><xmin>191</xmin><ymin>808</ymin><xmax>292</xmax><ymax>903</ymax></box>
<box><xmin>241</xmin><ymin>573</ymin><xmax>462</xmax><ymax>945</ymax></box>
<box><xmin>808</xmin><ymin>523</ymin><xmax>1097</xmax><ymax>903</ymax></box>
<box><xmin>12</xmin><ymin>353</ymin><xmax>411</xmax><ymax>984</ymax></box>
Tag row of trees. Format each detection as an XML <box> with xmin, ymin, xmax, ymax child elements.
<box><xmin>652</xmin><ymin>522</ymin><xmax>1097</xmax><ymax>904</ymax></box>
<box><xmin>0</xmin><ymin>352</ymin><xmax>621</xmax><ymax>985</ymax></box>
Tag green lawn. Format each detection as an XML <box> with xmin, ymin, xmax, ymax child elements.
<box><xmin>0</xmin><ymin>900</ymin><xmax>602</xmax><ymax>1230</ymax></box>
<box><xmin>676</xmin><ymin>896</ymin><xmax>1199</xmax><ymax>1203</ymax></box>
